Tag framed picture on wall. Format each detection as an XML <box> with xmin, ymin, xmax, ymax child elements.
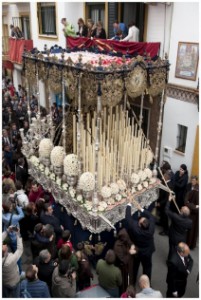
<box><xmin>175</xmin><ymin>42</ymin><xmax>199</xmax><ymax>81</ymax></box>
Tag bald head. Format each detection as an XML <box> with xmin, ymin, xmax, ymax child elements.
<box><xmin>177</xmin><ymin>242</ymin><xmax>190</xmax><ymax>257</ymax></box>
<box><xmin>138</xmin><ymin>274</ymin><xmax>150</xmax><ymax>289</ymax></box>
<box><xmin>181</xmin><ymin>206</ymin><xmax>190</xmax><ymax>217</ymax></box>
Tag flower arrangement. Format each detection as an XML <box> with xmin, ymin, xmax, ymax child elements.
<box><xmin>64</xmin><ymin>154</ymin><xmax>79</xmax><ymax>176</ymax></box>
<box><xmin>144</xmin><ymin>168</ymin><xmax>152</xmax><ymax>179</ymax></box>
<box><xmin>110</xmin><ymin>183</ymin><xmax>119</xmax><ymax>195</ymax></box>
<box><xmin>79</xmin><ymin>172</ymin><xmax>95</xmax><ymax>192</ymax></box>
<box><xmin>50</xmin><ymin>146</ymin><xmax>65</xmax><ymax>167</ymax></box>
<box><xmin>107</xmin><ymin>198</ymin><xmax>115</xmax><ymax>205</ymax></box>
<box><xmin>98</xmin><ymin>201</ymin><xmax>108</xmax><ymax>212</ymax></box>
<box><xmin>101</xmin><ymin>186</ymin><xmax>112</xmax><ymax>198</ymax></box>
<box><xmin>149</xmin><ymin>177</ymin><xmax>156</xmax><ymax>185</ymax></box>
<box><xmin>138</xmin><ymin>170</ymin><xmax>147</xmax><ymax>182</ymax></box>
<box><xmin>49</xmin><ymin>173</ymin><xmax>56</xmax><ymax>181</ymax></box>
<box><xmin>69</xmin><ymin>187</ymin><xmax>76</xmax><ymax>198</ymax></box>
<box><xmin>131</xmin><ymin>173</ymin><xmax>140</xmax><ymax>185</ymax></box>
<box><xmin>117</xmin><ymin>179</ymin><xmax>127</xmax><ymax>191</ymax></box>
<box><xmin>143</xmin><ymin>181</ymin><xmax>149</xmax><ymax>188</ymax></box>
<box><xmin>56</xmin><ymin>177</ymin><xmax>62</xmax><ymax>186</ymax></box>
<box><xmin>115</xmin><ymin>194</ymin><xmax>122</xmax><ymax>202</ymax></box>
<box><xmin>39</xmin><ymin>138</ymin><xmax>53</xmax><ymax>158</ymax></box>
<box><xmin>77</xmin><ymin>194</ymin><xmax>84</xmax><ymax>203</ymax></box>
<box><xmin>39</xmin><ymin>163</ymin><xmax>45</xmax><ymax>172</ymax></box>
<box><xmin>44</xmin><ymin>167</ymin><xmax>50</xmax><ymax>176</ymax></box>
<box><xmin>62</xmin><ymin>183</ymin><xmax>69</xmax><ymax>191</ymax></box>
<box><xmin>83</xmin><ymin>201</ymin><xmax>92</xmax><ymax>211</ymax></box>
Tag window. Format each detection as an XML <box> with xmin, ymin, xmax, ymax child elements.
<box><xmin>176</xmin><ymin>124</ymin><xmax>188</xmax><ymax>153</ymax></box>
<box><xmin>86</xmin><ymin>3</ymin><xmax>105</xmax><ymax>25</ymax></box>
<box><xmin>37</xmin><ymin>2</ymin><xmax>57</xmax><ymax>36</ymax></box>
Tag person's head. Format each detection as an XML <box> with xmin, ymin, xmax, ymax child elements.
<box><xmin>10</xmin><ymin>24</ymin><xmax>14</xmax><ymax>30</ymax></box>
<box><xmin>105</xmin><ymin>249</ymin><xmax>116</xmax><ymax>265</ymax></box>
<box><xmin>75</xmin><ymin>250</ymin><xmax>82</xmax><ymax>261</ymax></box>
<box><xmin>58</xmin><ymin>259</ymin><xmax>70</xmax><ymax>276</ymax></box>
<box><xmin>61</xmin><ymin>18</ymin><xmax>67</xmax><ymax>26</ymax></box>
<box><xmin>161</xmin><ymin>160</ymin><xmax>171</xmax><ymax>171</ymax></box>
<box><xmin>34</xmin><ymin>223</ymin><xmax>43</xmax><ymax>233</ymax></box>
<box><xmin>3</xmin><ymin>169</ymin><xmax>11</xmax><ymax>178</ymax></box>
<box><xmin>62</xmin><ymin>229</ymin><xmax>71</xmax><ymax>241</ymax></box>
<box><xmin>87</xmin><ymin>19</ymin><xmax>94</xmax><ymax>29</ymax></box>
<box><xmin>180</xmin><ymin>164</ymin><xmax>187</xmax><ymax>175</ymax></box>
<box><xmin>44</xmin><ymin>203</ymin><xmax>53</xmax><ymax>215</ymax></box>
<box><xmin>26</xmin><ymin>264</ymin><xmax>38</xmax><ymax>281</ymax></box>
<box><xmin>3</xmin><ymin>129</ymin><xmax>8</xmax><ymax>137</ymax></box>
<box><xmin>116</xmin><ymin>29</ymin><xmax>122</xmax><ymax>37</ymax></box>
<box><xmin>138</xmin><ymin>274</ymin><xmax>150</xmax><ymax>289</ymax></box>
<box><xmin>113</xmin><ymin>20</ymin><xmax>119</xmax><ymax>29</ymax></box>
<box><xmin>31</xmin><ymin>180</ymin><xmax>39</xmax><ymax>192</ymax></box>
<box><xmin>15</xmin><ymin>181</ymin><xmax>23</xmax><ymax>191</ymax></box>
<box><xmin>125</xmin><ymin>285</ymin><xmax>136</xmax><ymax>298</ymax></box>
<box><xmin>60</xmin><ymin>244</ymin><xmax>72</xmax><ymax>260</ymax></box>
<box><xmin>39</xmin><ymin>249</ymin><xmax>51</xmax><ymax>263</ymax></box>
<box><xmin>96</xmin><ymin>21</ymin><xmax>103</xmax><ymax>30</ymax></box>
<box><xmin>138</xmin><ymin>217</ymin><xmax>150</xmax><ymax>230</ymax></box>
<box><xmin>11</xmin><ymin>123</ymin><xmax>17</xmax><ymax>131</ymax></box>
<box><xmin>117</xmin><ymin>228</ymin><xmax>129</xmax><ymax>242</ymax></box>
<box><xmin>25</xmin><ymin>202</ymin><xmax>36</xmax><ymax>216</ymax></box>
<box><xmin>191</xmin><ymin>176</ymin><xmax>198</xmax><ymax>186</ymax></box>
<box><xmin>177</xmin><ymin>242</ymin><xmax>190</xmax><ymax>257</ymax></box>
<box><xmin>78</xmin><ymin>18</ymin><xmax>84</xmax><ymax>27</ymax></box>
<box><xmin>18</xmin><ymin>157</ymin><xmax>25</xmax><ymax>167</ymax></box>
<box><xmin>24</xmin><ymin>120</ymin><xmax>29</xmax><ymax>128</ymax></box>
<box><xmin>128</xmin><ymin>21</ymin><xmax>136</xmax><ymax>28</ymax></box>
<box><xmin>2</xmin><ymin>199</ymin><xmax>13</xmax><ymax>213</ymax></box>
<box><xmin>76</xmin><ymin>242</ymin><xmax>84</xmax><ymax>251</ymax></box>
<box><xmin>181</xmin><ymin>206</ymin><xmax>190</xmax><ymax>217</ymax></box>
<box><xmin>164</xmin><ymin>170</ymin><xmax>171</xmax><ymax>181</ymax></box>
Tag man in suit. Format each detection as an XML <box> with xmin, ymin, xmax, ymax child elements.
<box><xmin>165</xmin><ymin>194</ymin><xmax>192</xmax><ymax>259</ymax></box>
<box><xmin>16</xmin><ymin>157</ymin><xmax>28</xmax><ymax>189</ymax></box>
<box><xmin>166</xmin><ymin>242</ymin><xmax>193</xmax><ymax>297</ymax></box>
<box><xmin>136</xmin><ymin>274</ymin><xmax>163</xmax><ymax>298</ymax></box>
<box><xmin>125</xmin><ymin>198</ymin><xmax>155</xmax><ymax>285</ymax></box>
<box><xmin>157</xmin><ymin>170</ymin><xmax>174</xmax><ymax>235</ymax></box>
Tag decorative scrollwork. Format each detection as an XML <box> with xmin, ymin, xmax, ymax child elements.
<box><xmin>125</xmin><ymin>65</ymin><xmax>147</xmax><ymax>98</ymax></box>
<box><xmin>101</xmin><ymin>74</ymin><xmax>124</xmax><ymax>107</ymax></box>
<box><xmin>48</xmin><ymin>65</ymin><xmax>62</xmax><ymax>93</ymax></box>
<box><xmin>148</xmin><ymin>68</ymin><xmax>167</xmax><ymax>97</ymax></box>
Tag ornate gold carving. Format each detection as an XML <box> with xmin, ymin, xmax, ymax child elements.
<box><xmin>48</xmin><ymin>65</ymin><xmax>62</xmax><ymax>93</ymax></box>
<box><xmin>38</xmin><ymin>61</ymin><xmax>48</xmax><ymax>81</ymax></box>
<box><xmin>101</xmin><ymin>74</ymin><xmax>124</xmax><ymax>107</ymax></box>
<box><xmin>25</xmin><ymin>59</ymin><xmax>36</xmax><ymax>86</ymax></box>
<box><xmin>148</xmin><ymin>68</ymin><xmax>167</xmax><ymax>97</ymax></box>
<box><xmin>125</xmin><ymin>65</ymin><xmax>147</xmax><ymax>99</ymax></box>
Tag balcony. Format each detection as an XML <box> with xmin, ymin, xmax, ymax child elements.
<box><xmin>8</xmin><ymin>38</ymin><xmax>33</xmax><ymax>64</ymax></box>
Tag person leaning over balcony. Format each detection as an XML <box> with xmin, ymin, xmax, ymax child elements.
<box><xmin>91</xmin><ymin>21</ymin><xmax>106</xmax><ymax>39</ymax></box>
<box><xmin>121</xmin><ymin>21</ymin><xmax>139</xmax><ymax>42</ymax></box>
<box><xmin>61</xmin><ymin>18</ymin><xmax>76</xmax><ymax>37</ymax></box>
<box><xmin>77</xmin><ymin>18</ymin><xmax>88</xmax><ymax>37</ymax></box>
<box><xmin>10</xmin><ymin>24</ymin><xmax>15</xmax><ymax>38</ymax></box>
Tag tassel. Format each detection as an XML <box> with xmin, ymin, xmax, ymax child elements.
<box><xmin>74</xmin><ymin>219</ymin><xmax>77</xmax><ymax>226</ymax></box>
<box><xmin>98</xmin><ymin>234</ymin><xmax>101</xmax><ymax>242</ymax></box>
<box><xmin>89</xmin><ymin>234</ymin><xmax>92</xmax><ymax>241</ymax></box>
<box><xmin>114</xmin><ymin>230</ymin><xmax>117</xmax><ymax>238</ymax></box>
<box><xmin>119</xmin><ymin>222</ymin><xmax>122</xmax><ymax>229</ymax></box>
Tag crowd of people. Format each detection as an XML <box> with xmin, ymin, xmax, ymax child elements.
<box><xmin>2</xmin><ymin>79</ymin><xmax>199</xmax><ymax>298</ymax></box>
<box><xmin>61</xmin><ymin>17</ymin><xmax>140</xmax><ymax>42</ymax></box>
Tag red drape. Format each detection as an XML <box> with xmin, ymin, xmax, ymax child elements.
<box><xmin>3</xmin><ymin>60</ymin><xmax>14</xmax><ymax>70</ymax></box>
<box><xmin>8</xmin><ymin>38</ymin><xmax>33</xmax><ymax>64</ymax></box>
<box><xmin>67</xmin><ymin>37</ymin><xmax>160</xmax><ymax>58</ymax></box>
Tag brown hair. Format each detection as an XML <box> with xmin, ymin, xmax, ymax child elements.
<box><xmin>26</xmin><ymin>265</ymin><xmax>37</xmax><ymax>281</ymax></box>
<box><xmin>105</xmin><ymin>249</ymin><xmax>116</xmax><ymax>265</ymax></box>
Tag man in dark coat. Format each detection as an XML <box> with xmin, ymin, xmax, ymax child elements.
<box><xmin>125</xmin><ymin>200</ymin><xmax>155</xmax><ymax>285</ymax></box>
<box><xmin>165</xmin><ymin>195</ymin><xmax>192</xmax><ymax>259</ymax></box>
<box><xmin>166</xmin><ymin>242</ymin><xmax>193</xmax><ymax>297</ymax></box>
<box><xmin>173</xmin><ymin>164</ymin><xmax>189</xmax><ymax>209</ymax></box>
<box><xmin>15</xmin><ymin>157</ymin><xmax>28</xmax><ymax>188</ymax></box>
<box><xmin>184</xmin><ymin>176</ymin><xmax>199</xmax><ymax>249</ymax></box>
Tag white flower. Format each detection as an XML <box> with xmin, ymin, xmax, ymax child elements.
<box><xmin>98</xmin><ymin>206</ymin><xmax>105</xmax><ymax>212</ymax></box>
<box><xmin>64</xmin><ymin>154</ymin><xmax>79</xmax><ymax>176</ymax></box>
<box><xmin>39</xmin><ymin>164</ymin><xmax>45</xmax><ymax>172</ymax></box>
<box><xmin>30</xmin><ymin>155</ymin><xmax>40</xmax><ymax>166</ymax></box>
<box><xmin>39</xmin><ymin>138</ymin><xmax>53</xmax><ymax>158</ymax></box>
<box><xmin>137</xmin><ymin>184</ymin><xmax>143</xmax><ymax>191</ymax></box>
<box><xmin>138</xmin><ymin>170</ymin><xmax>147</xmax><ymax>181</ymax></box>
<box><xmin>131</xmin><ymin>173</ymin><xmax>140</xmax><ymax>184</ymax></box>
<box><xmin>143</xmin><ymin>181</ymin><xmax>149</xmax><ymax>188</ymax></box>
<box><xmin>115</xmin><ymin>194</ymin><xmax>122</xmax><ymax>201</ymax></box>
<box><xmin>77</xmin><ymin>195</ymin><xmax>83</xmax><ymax>203</ymax></box>
<box><xmin>56</xmin><ymin>177</ymin><xmax>62</xmax><ymax>186</ymax></box>
<box><xmin>149</xmin><ymin>177</ymin><xmax>156</xmax><ymax>184</ymax></box>
<box><xmin>69</xmin><ymin>188</ymin><xmax>76</xmax><ymax>198</ymax></box>
<box><xmin>45</xmin><ymin>167</ymin><xmax>50</xmax><ymax>176</ymax></box>
<box><xmin>79</xmin><ymin>172</ymin><xmax>95</xmax><ymax>192</ymax></box>
<box><xmin>50</xmin><ymin>173</ymin><xmax>56</xmax><ymax>181</ymax></box>
<box><xmin>50</xmin><ymin>146</ymin><xmax>65</xmax><ymax>167</ymax></box>
<box><xmin>62</xmin><ymin>183</ymin><xmax>68</xmax><ymax>191</ymax></box>
<box><xmin>107</xmin><ymin>198</ymin><xmax>115</xmax><ymax>205</ymax></box>
<box><xmin>144</xmin><ymin>168</ymin><xmax>152</xmax><ymax>179</ymax></box>
<box><xmin>131</xmin><ymin>187</ymin><xmax>136</xmax><ymax>194</ymax></box>
<box><xmin>110</xmin><ymin>183</ymin><xmax>119</xmax><ymax>195</ymax></box>
<box><xmin>117</xmin><ymin>179</ymin><xmax>127</xmax><ymax>191</ymax></box>
<box><xmin>101</xmin><ymin>186</ymin><xmax>112</xmax><ymax>198</ymax></box>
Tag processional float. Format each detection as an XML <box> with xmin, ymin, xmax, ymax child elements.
<box><xmin>21</xmin><ymin>44</ymin><xmax>170</xmax><ymax>234</ymax></box>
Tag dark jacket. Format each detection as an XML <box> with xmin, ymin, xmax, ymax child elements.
<box><xmin>173</xmin><ymin>171</ymin><xmax>188</xmax><ymax>207</ymax></box>
<box><xmin>51</xmin><ymin>266</ymin><xmax>76</xmax><ymax>298</ymax></box>
<box><xmin>15</xmin><ymin>165</ymin><xmax>28</xmax><ymax>188</ymax></box>
<box><xmin>166</xmin><ymin>251</ymin><xmax>193</xmax><ymax>297</ymax></box>
<box><xmin>40</xmin><ymin>213</ymin><xmax>62</xmax><ymax>236</ymax></box>
<box><xmin>92</xmin><ymin>28</ymin><xmax>106</xmax><ymax>39</ymax></box>
<box><xmin>165</xmin><ymin>202</ymin><xmax>192</xmax><ymax>245</ymax></box>
<box><xmin>125</xmin><ymin>205</ymin><xmax>155</xmax><ymax>256</ymax></box>
<box><xmin>77</xmin><ymin>25</ymin><xmax>88</xmax><ymax>37</ymax></box>
<box><xmin>34</xmin><ymin>256</ymin><xmax>56</xmax><ymax>289</ymax></box>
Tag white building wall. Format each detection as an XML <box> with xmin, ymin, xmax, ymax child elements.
<box><xmin>160</xmin><ymin>2</ymin><xmax>199</xmax><ymax>175</ymax></box>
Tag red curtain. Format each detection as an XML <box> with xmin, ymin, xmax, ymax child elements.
<box><xmin>67</xmin><ymin>37</ymin><xmax>160</xmax><ymax>58</ymax></box>
<box><xmin>3</xmin><ymin>60</ymin><xmax>14</xmax><ymax>70</ymax></box>
<box><xmin>8</xmin><ymin>38</ymin><xmax>33</xmax><ymax>64</ymax></box>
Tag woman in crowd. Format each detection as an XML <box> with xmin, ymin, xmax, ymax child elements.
<box><xmin>92</xmin><ymin>21</ymin><xmax>106</xmax><ymax>39</ymax></box>
<box><xmin>77</xmin><ymin>18</ymin><xmax>88</xmax><ymax>37</ymax></box>
<box><xmin>87</xmin><ymin>18</ymin><xmax>96</xmax><ymax>37</ymax></box>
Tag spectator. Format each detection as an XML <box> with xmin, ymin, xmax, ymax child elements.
<box><xmin>34</xmin><ymin>249</ymin><xmax>57</xmax><ymax>291</ymax></box>
<box><xmin>136</xmin><ymin>274</ymin><xmax>163</xmax><ymax>298</ymax></box>
<box><xmin>122</xmin><ymin>21</ymin><xmax>139</xmax><ymax>42</ymax></box>
<box><xmin>10</xmin><ymin>24</ymin><xmax>15</xmax><ymax>38</ymax></box>
<box><xmin>184</xmin><ymin>176</ymin><xmax>199</xmax><ymax>249</ymax></box>
<box><xmin>58</xmin><ymin>244</ymin><xmax>79</xmax><ymax>271</ymax></box>
<box><xmin>77</xmin><ymin>18</ymin><xmax>88</xmax><ymax>37</ymax></box>
<box><xmin>2</xmin><ymin>168</ymin><xmax>16</xmax><ymax>193</ymax></box>
<box><xmin>166</xmin><ymin>242</ymin><xmax>193</xmax><ymax>297</ymax></box>
<box><xmin>121</xmin><ymin>285</ymin><xmax>136</xmax><ymax>298</ymax></box>
<box><xmin>2</xmin><ymin>226</ymin><xmax>23</xmax><ymax>298</ymax></box>
<box><xmin>61</xmin><ymin>17</ymin><xmax>76</xmax><ymax>37</ymax></box>
<box><xmin>15</xmin><ymin>26</ymin><xmax>24</xmax><ymax>39</ymax></box>
<box><xmin>19</xmin><ymin>202</ymin><xmax>39</xmax><ymax>240</ymax></box>
<box><xmin>92</xmin><ymin>21</ymin><xmax>106</xmax><ymax>39</ymax></box>
<box><xmin>57</xmin><ymin>229</ymin><xmax>73</xmax><ymax>250</ymax></box>
<box><xmin>28</xmin><ymin>180</ymin><xmax>44</xmax><ymax>203</ymax></box>
<box><xmin>113</xmin><ymin>20</ymin><xmax>128</xmax><ymax>38</ymax></box>
<box><xmin>2</xmin><ymin>198</ymin><xmax>24</xmax><ymax>231</ymax></box>
<box><xmin>52</xmin><ymin>260</ymin><xmax>77</xmax><ymax>297</ymax></box>
<box><xmin>14</xmin><ymin>180</ymin><xmax>29</xmax><ymax>208</ymax></box>
<box><xmin>96</xmin><ymin>249</ymin><xmax>122</xmax><ymax>298</ymax></box>
<box><xmin>20</xmin><ymin>264</ymin><xmax>50</xmax><ymax>298</ymax></box>
<box><xmin>87</xmin><ymin>18</ymin><xmax>96</xmax><ymax>37</ymax></box>
<box><xmin>15</xmin><ymin>157</ymin><xmax>28</xmax><ymax>189</ymax></box>
<box><xmin>173</xmin><ymin>164</ymin><xmax>189</xmax><ymax>209</ymax></box>
<box><xmin>75</xmin><ymin>250</ymin><xmax>93</xmax><ymax>290</ymax></box>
